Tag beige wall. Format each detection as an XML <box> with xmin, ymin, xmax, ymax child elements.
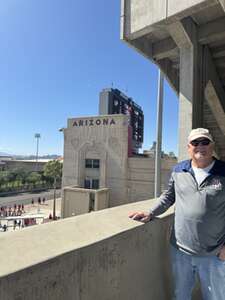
<box><xmin>128</xmin><ymin>157</ymin><xmax>176</xmax><ymax>202</ymax></box>
<box><xmin>62</xmin><ymin>187</ymin><xmax>109</xmax><ymax>218</ymax></box>
<box><xmin>62</xmin><ymin>187</ymin><xmax>91</xmax><ymax>217</ymax></box>
<box><xmin>62</xmin><ymin>114</ymin><xmax>129</xmax><ymax>207</ymax></box>
<box><xmin>94</xmin><ymin>188</ymin><xmax>109</xmax><ymax>211</ymax></box>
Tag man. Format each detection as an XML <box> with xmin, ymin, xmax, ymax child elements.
<box><xmin>129</xmin><ymin>128</ymin><xmax>225</xmax><ymax>300</ymax></box>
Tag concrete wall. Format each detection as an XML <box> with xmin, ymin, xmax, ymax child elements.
<box><xmin>219</xmin><ymin>0</ymin><xmax>225</xmax><ymax>11</ymax></box>
<box><xmin>0</xmin><ymin>199</ymin><xmax>202</xmax><ymax>300</ymax></box>
<box><xmin>167</xmin><ymin>0</ymin><xmax>212</xmax><ymax>18</ymax></box>
<box><xmin>123</xmin><ymin>0</ymin><xmax>214</xmax><ymax>38</ymax></box>
<box><xmin>128</xmin><ymin>157</ymin><xmax>176</xmax><ymax>202</ymax></box>
<box><xmin>129</xmin><ymin>0</ymin><xmax>167</xmax><ymax>34</ymax></box>
<box><xmin>62</xmin><ymin>187</ymin><xmax>109</xmax><ymax>218</ymax></box>
<box><xmin>94</xmin><ymin>188</ymin><xmax>109</xmax><ymax>211</ymax></box>
<box><xmin>62</xmin><ymin>187</ymin><xmax>90</xmax><ymax>217</ymax></box>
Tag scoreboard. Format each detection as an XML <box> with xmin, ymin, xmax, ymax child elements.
<box><xmin>99</xmin><ymin>88</ymin><xmax>144</xmax><ymax>152</ymax></box>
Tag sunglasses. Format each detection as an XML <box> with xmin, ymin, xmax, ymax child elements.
<box><xmin>190</xmin><ymin>139</ymin><xmax>211</xmax><ymax>146</ymax></box>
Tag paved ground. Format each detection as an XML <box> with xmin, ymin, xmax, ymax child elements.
<box><xmin>0</xmin><ymin>197</ymin><xmax>62</xmax><ymax>233</ymax></box>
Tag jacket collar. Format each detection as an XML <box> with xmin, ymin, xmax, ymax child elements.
<box><xmin>182</xmin><ymin>158</ymin><xmax>222</xmax><ymax>175</ymax></box>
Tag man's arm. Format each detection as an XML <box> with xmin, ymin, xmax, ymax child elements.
<box><xmin>150</xmin><ymin>176</ymin><xmax>175</xmax><ymax>216</ymax></box>
<box><xmin>129</xmin><ymin>175</ymin><xmax>175</xmax><ymax>222</ymax></box>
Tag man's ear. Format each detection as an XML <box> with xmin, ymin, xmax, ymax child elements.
<box><xmin>212</xmin><ymin>148</ymin><xmax>219</xmax><ymax>159</ymax></box>
<box><xmin>187</xmin><ymin>143</ymin><xmax>192</xmax><ymax>156</ymax></box>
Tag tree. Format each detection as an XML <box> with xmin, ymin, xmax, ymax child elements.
<box><xmin>14</xmin><ymin>168</ymin><xmax>29</xmax><ymax>185</ymax></box>
<box><xmin>2</xmin><ymin>171</ymin><xmax>17</xmax><ymax>189</ymax></box>
<box><xmin>43</xmin><ymin>160</ymin><xmax>62</xmax><ymax>219</ymax></box>
<box><xmin>26</xmin><ymin>172</ymin><xmax>42</xmax><ymax>188</ymax></box>
<box><xmin>0</xmin><ymin>170</ymin><xmax>22</xmax><ymax>191</ymax></box>
<box><xmin>0</xmin><ymin>171</ymin><xmax>8</xmax><ymax>189</ymax></box>
<box><xmin>168</xmin><ymin>151</ymin><xmax>176</xmax><ymax>158</ymax></box>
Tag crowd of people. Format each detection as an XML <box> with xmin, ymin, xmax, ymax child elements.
<box><xmin>0</xmin><ymin>204</ymin><xmax>25</xmax><ymax>217</ymax></box>
<box><xmin>0</xmin><ymin>196</ymin><xmax>48</xmax><ymax>232</ymax></box>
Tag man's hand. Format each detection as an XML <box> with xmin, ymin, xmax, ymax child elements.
<box><xmin>128</xmin><ymin>211</ymin><xmax>153</xmax><ymax>223</ymax></box>
<box><xmin>218</xmin><ymin>246</ymin><xmax>225</xmax><ymax>261</ymax></box>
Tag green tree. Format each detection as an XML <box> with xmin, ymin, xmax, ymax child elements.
<box><xmin>44</xmin><ymin>160</ymin><xmax>62</xmax><ymax>219</ymax></box>
<box><xmin>14</xmin><ymin>168</ymin><xmax>29</xmax><ymax>185</ymax></box>
<box><xmin>7</xmin><ymin>170</ymin><xmax>17</xmax><ymax>184</ymax></box>
<box><xmin>26</xmin><ymin>172</ymin><xmax>42</xmax><ymax>188</ymax></box>
<box><xmin>3</xmin><ymin>171</ymin><xmax>17</xmax><ymax>189</ymax></box>
<box><xmin>0</xmin><ymin>171</ymin><xmax>9</xmax><ymax>190</ymax></box>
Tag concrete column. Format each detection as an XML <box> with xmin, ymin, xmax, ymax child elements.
<box><xmin>169</xmin><ymin>18</ymin><xmax>204</xmax><ymax>160</ymax></box>
<box><xmin>179</xmin><ymin>46</ymin><xmax>195</xmax><ymax>161</ymax></box>
<box><xmin>218</xmin><ymin>0</ymin><xmax>225</xmax><ymax>12</ymax></box>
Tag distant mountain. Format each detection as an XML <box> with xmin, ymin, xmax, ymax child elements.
<box><xmin>0</xmin><ymin>152</ymin><xmax>12</xmax><ymax>157</ymax></box>
<box><xmin>14</xmin><ymin>154</ymin><xmax>61</xmax><ymax>160</ymax></box>
<box><xmin>0</xmin><ymin>152</ymin><xmax>61</xmax><ymax>160</ymax></box>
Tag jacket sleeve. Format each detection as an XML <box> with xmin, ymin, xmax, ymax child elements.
<box><xmin>150</xmin><ymin>174</ymin><xmax>175</xmax><ymax>216</ymax></box>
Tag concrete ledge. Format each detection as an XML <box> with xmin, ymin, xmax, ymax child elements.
<box><xmin>167</xmin><ymin>0</ymin><xmax>216</xmax><ymax>19</ymax></box>
<box><xmin>122</xmin><ymin>0</ymin><xmax>220</xmax><ymax>40</ymax></box>
<box><xmin>0</xmin><ymin>199</ymin><xmax>175</xmax><ymax>300</ymax></box>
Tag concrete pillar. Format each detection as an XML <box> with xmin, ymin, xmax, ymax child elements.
<box><xmin>179</xmin><ymin>46</ymin><xmax>195</xmax><ymax>161</ymax></box>
<box><xmin>218</xmin><ymin>0</ymin><xmax>225</xmax><ymax>12</ymax></box>
<box><xmin>169</xmin><ymin>18</ymin><xmax>205</xmax><ymax>160</ymax></box>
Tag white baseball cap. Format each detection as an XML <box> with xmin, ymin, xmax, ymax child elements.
<box><xmin>188</xmin><ymin>128</ymin><xmax>214</xmax><ymax>143</ymax></box>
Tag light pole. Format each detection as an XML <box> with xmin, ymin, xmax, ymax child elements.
<box><xmin>34</xmin><ymin>133</ymin><xmax>41</xmax><ymax>171</ymax></box>
<box><xmin>154</xmin><ymin>70</ymin><xmax>164</xmax><ymax>198</ymax></box>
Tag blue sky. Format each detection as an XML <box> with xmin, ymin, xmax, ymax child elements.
<box><xmin>0</xmin><ymin>0</ymin><xmax>178</xmax><ymax>156</ymax></box>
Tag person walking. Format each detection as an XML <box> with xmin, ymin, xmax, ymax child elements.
<box><xmin>13</xmin><ymin>220</ymin><xmax>17</xmax><ymax>230</ymax></box>
<box><xmin>129</xmin><ymin>128</ymin><xmax>225</xmax><ymax>300</ymax></box>
<box><xmin>18</xmin><ymin>220</ymin><xmax>21</xmax><ymax>229</ymax></box>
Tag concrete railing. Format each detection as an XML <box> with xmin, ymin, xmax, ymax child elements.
<box><xmin>0</xmin><ymin>199</ymin><xmax>201</xmax><ymax>300</ymax></box>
